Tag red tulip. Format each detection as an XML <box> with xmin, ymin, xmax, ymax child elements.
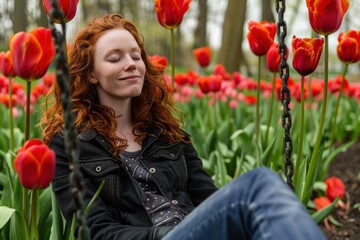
<box><xmin>154</xmin><ymin>0</ymin><xmax>191</xmax><ymax>30</ymax></box>
<box><xmin>266</xmin><ymin>42</ymin><xmax>289</xmax><ymax>73</ymax></box>
<box><xmin>247</xmin><ymin>21</ymin><xmax>277</xmax><ymax>56</ymax></box>
<box><xmin>306</xmin><ymin>0</ymin><xmax>349</xmax><ymax>35</ymax></box>
<box><xmin>244</xmin><ymin>95</ymin><xmax>257</xmax><ymax>105</ymax></box>
<box><xmin>0</xmin><ymin>51</ymin><xmax>16</xmax><ymax>77</ymax></box>
<box><xmin>149</xmin><ymin>55</ymin><xmax>168</xmax><ymax>71</ymax></box>
<box><xmin>337</xmin><ymin>30</ymin><xmax>360</xmax><ymax>63</ymax></box>
<box><xmin>314</xmin><ymin>196</ymin><xmax>332</xmax><ymax>211</ymax></box>
<box><xmin>197</xmin><ymin>74</ymin><xmax>222</xmax><ymax>94</ymax></box>
<box><xmin>292</xmin><ymin>36</ymin><xmax>324</xmax><ymax>76</ymax></box>
<box><xmin>175</xmin><ymin>73</ymin><xmax>190</xmax><ymax>86</ymax></box>
<box><xmin>325</xmin><ymin>176</ymin><xmax>346</xmax><ymax>201</ymax></box>
<box><xmin>10</xmin><ymin>27</ymin><xmax>55</xmax><ymax>80</ymax></box>
<box><xmin>0</xmin><ymin>93</ymin><xmax>16</xmax><ymax>108</ymax></box>
<box><xmin>328</xmin><ymin>75</ymin><xmax>350</xmax><ymax>93</ymax></box>
<box><xmin>193</xmin><ymin>47</ymin><xmax>211</xmax><ymax>67</ymax></box>
<box><xmin>42</xmin><ymin>0</ymin><xmax>79</xmax><ymax>23</ymax></box>
<box><xmin>14</xmin><ymin>139</ymin><xmax>55</xmax><ymax>189</ymax></box>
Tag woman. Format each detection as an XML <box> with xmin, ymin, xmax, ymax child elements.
<box><xmin>41</xmin><ymin>13</ymin><xmax>325</xmax><ymax>240</ymax></box>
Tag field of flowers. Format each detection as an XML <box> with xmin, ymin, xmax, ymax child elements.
<box><xmin>1</xmin><ymin>0</ymin><xmax>359</xmax><ymax>239</ymax></box>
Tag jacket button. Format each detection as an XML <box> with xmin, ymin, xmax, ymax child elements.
<box><xmin>170</xmin><ymin>153</ymin><xmax>175</xmax><ymax>158</ymax></box>
<box><xmin>149</xmin><ymin>168</ymin><xmax>156</xmax><ymax>173</ymax></box>
<box><xmin>171</xmin><ymin>200</ymin><xmax>178</xmax><ymax>205</ymax></box>
<box><xmin>95</xmin><ymin>166</ymin><xmax>102</xmax><ymax>172</ymax></box>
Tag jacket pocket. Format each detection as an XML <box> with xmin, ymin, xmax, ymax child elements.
<box><xmin>80</xmin><ymin>158</ymin><xmax>122</xmax><ymax>204</ymax></box>
<box><xmin>147</xmin><ymin>143</ymin><xmax>188</xmax><ymax>191</ymax></box>
<box><xmin>81</xmin><ymin>157</ymin><xmax>120</xmax><ymax>177</ymax></box>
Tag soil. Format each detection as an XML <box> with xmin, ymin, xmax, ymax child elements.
<box><xmin>320</xmin><ymin>139</ymin><xmax>360</xmax><ymax>239</ymax></box>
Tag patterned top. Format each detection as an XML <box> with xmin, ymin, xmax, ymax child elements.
<box><xmin>119</xmin><ymin>150</ymin><xmax>185</xmax><ymax>226</ymax></box>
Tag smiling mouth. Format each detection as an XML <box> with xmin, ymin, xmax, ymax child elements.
<box><xmin>119</xmin><ymin>75</ymin><xmax>141</xmax><ymax>80</ymax></box>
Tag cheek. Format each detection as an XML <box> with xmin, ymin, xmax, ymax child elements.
<box><xmin>139</xmin><ymin>61</ymin><xmax>146</xmax><ymax>75</ymax></box>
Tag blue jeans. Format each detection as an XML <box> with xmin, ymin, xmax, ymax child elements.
<box><xmin>164</xmin><ymin>167</ymin><xmax>326</xmax><ymax>240</ymax></box>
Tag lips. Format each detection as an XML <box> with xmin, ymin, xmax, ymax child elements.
<box><xmin>118</xmin><ymin>75</ymin><xmax>141</xmax><ymax>80</ymax></box>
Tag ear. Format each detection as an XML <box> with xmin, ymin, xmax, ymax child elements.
<box><xmin>89</xmin><ymin>72</ymin><xmax>98</xmax><ymax>84</ymax></box>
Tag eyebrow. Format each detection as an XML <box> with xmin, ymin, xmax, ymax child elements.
<box><xmin>103</xmin><ymin>47</ymin><xmax>141</xmax><ymax>57</ymax></box>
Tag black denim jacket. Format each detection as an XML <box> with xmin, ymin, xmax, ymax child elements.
<box><xmin>50</xmin><ymin>127</ymin><xmax>218</xmax><ymax>240</ymax></box>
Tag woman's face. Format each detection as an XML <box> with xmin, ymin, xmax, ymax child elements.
<box><xmin>90</xmin><ymin>28</ymin><xmax>146</xmax><ymax>106</ymax></box>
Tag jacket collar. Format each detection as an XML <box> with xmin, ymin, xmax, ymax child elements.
<box><xmin>77</xmin><ymin>127</ymin><xmax>162</xmax><ymax>153</ymax></box>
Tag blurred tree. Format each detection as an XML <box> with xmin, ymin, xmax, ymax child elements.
<box><xmin>96</xmin><ymin>0</ymin><xmax>111</xmax><ymax>13</ymax></box>
<box><xmin>81</xmin><ymin>0</ymin><xmax>88</xmax><ymax>22</ymax></box>
<box><xmin>36</xmin><ymin>0</ymin><xmax>49</xmax><ymax>28</ymax></box>
<box><xmin>261</xmin><ymin>0</ymin><xmax>275</xmax><ymax>79</ymax></box>
<box><xmin>218</xmin><ymin>0</ymin><xmax>248</xmax><ymax>73</ymax></box>
<box><xmin>194</xmin><ymin>0</ymin><xmax>208</xmax><ymax>48</ymax></box>
<box><xmin>262</xmin><ymin>0</ymin><xmax>275</xmax><ymax>23</ymax></box>
<box><xmin>12</xmin><ymin>0</ymin><xmax>28</xmax><ymax>32</ymax></box>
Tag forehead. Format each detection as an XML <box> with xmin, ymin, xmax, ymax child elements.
<box><xmin>94</xmin><ymin>28</ymin><xmax>140</xmax><ymax>53</ymax></box>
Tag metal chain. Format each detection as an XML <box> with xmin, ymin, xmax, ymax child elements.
<box><xmin>48</xmin><ymin>1</ymin><xmax>90</xmax><ymax>239</ymax></box>
<box><xmin>275</xmin><ymin>0</ymin><xmax>294</xmax><ymax>190</ymax></box>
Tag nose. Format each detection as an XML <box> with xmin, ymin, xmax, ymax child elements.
<box><xmin>124</xmin><ymin>57</ymin><xmax>136</xmax><ymax>71</ymax></box>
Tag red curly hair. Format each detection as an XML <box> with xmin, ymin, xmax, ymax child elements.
<box><xmin>40</xmin><ymin>13</ymin><xmax>187</xmax><ymax>155</ymax></box>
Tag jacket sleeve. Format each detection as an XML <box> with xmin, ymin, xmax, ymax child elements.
<box><xmin>183</xmin><ymin>141</ymin><xmax>218</xmax><ymax>206</ymax></box>
<box><xmin>50</xmin><ymin>134</ymin><xmax>172</xmax><ymax>240</ymax></box>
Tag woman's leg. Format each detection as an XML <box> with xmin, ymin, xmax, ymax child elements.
<box><xmin>164</xmin><ymin>167</ymin><xmax>326</xmax><ymax>240</ymax></box>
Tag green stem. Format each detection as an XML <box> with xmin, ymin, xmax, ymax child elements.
<box><xmin>294</xmin><ymin>75</ymin><xmax>306</xmax><ymax>191</ymax></box>
<box><xmin>170</xmin><ymin>28</ymin><xmax>175</xmax><ymax>92</ymax></box>
<box><xmin>307</xmin><ymin>76</ymin><xmax>314</xmax><ymax>132</ymax></box>
<box><xmin>25</xmin><ymin>81</ymin><xmax>31</xmax><ymax>141</ymax></box>
<box><xmin>206</xmin><ymin>95</ymin><xmax>213</xmax><ymax>129</ymax></box>
<box><xmin>8</xmin><ymin>77</ymin><xmax>15</xmax><ymax>152</ymax></box>
<box><xmin>23</xmin><ymin>80</ymin><xmax>32</xmax><ymax>231</ymax></box>
<box><xmin>255</xmin><ymin>56</ymin><xmax>261</xmax><ymax>143</ymax></box>
<box><xmin>31</xmin><ymin>189</ymin><xmax>39</xmax><ymax>240</ymax></box>
<box><xmin>302</xmin><ymin>35</ymin><xmax>329</xmax><ymax>204</ymax></box>
<box><xmin>264</xmin><ymin>73</ymin><xmax>276</xmax><ymax>145</ymax></box>
<box><xmin>213</xmin><ymin>96</ymin><xmax>218</xmax><ymax>130</ymax></box>
<box><xmin>329</xmin><ymin>63</ymin><xmax>348</xmax><ymax>147</ymax></box>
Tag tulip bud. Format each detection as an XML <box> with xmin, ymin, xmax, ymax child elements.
<box><xmin>10</xmin><ymin>27</ymin><xmax>55</xmax><ymax>80</ymax></box>
<box><xmin>337</xmin><ymin>30</ymin><xmax>360</xmax><ymax>63</ymax></box>
<box><xmin>0</xmin><ymin>51</ymin><xmax>16</xmax><ymax>78</ymax></box>
<box><xmin>247</xmin><ymin>21</ymin><xmax>277</xmax><ymax>56</ymax></box>
<box><xmin>292</xmin><ymin>36</ymin><xmax>324</xmax><ymax>76</ymax></box>
<box><xmin>314</xmin><ymin>196</ymin><xmax>332</xmax><ymax>211</ymax></box>
<box><xmin>154</xmin><ymin>0</ymin><xmax>191</xmax><ymax>30</ymax></box>
<box><xmin>42</xmin><ymin>0</ymin><xmax>79</xmax><ymax>23</ymax></box>
<box><xmin>14</xmin><ymin>139</ymin><xmax>55</xmax><ymax>189</ymax></box>
<box><xmin>193</xmin><ymin>47</ymin><xmax>211</xmax><ymax>67</ymax></box>
<box><xmin>325</xmin><ymin>176</ymin><xmax>345</xmax><ymax>201</ymax></box>
<box><xmin>306</xmin><ymin>0</ymin><xmax>349</xmax><ymax>35</ymax></box>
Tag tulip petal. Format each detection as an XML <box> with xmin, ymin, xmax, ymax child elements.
<box><xmin>292</xmin><ymin>48</ymin><xmax>315</xmax><ymax>76</ymax></box>
<box><xmin>16</xmin><ymin>153</ymin><xmax>39</xmax><ymax>189</ymax></box>
<box><xmin>10</xmin><ymin>32</ymin><xmax>43</xmax><ymax>80</ymax></box>
<box><xmin>38</xmin><ymin>150</ymin><xmax>56</xmax><ymax>188</ymax></box>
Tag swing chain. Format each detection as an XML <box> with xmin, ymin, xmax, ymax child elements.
<box><xmin>275</xmin><ymin>0</ymin><xmax>294</xmax><ymax>190</ymax></box>
<box><xmin>49</xmin><ymin>0</ymin><xmax>90</xmax><ymax>239</ymax></box>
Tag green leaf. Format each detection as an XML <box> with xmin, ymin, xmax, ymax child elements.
<box><xmin>261</xmin><ymin>134</ymin><xmax>277</xmax><ymax>166</ymax></box>
<box><xmin>0</xmin><ymin>206</ymin><xmax>29</xmax><ymax>240</ymax></box>
<box><xmin>295</xmin><ymin>156</ymin><xmax>308</xmax><ymax>198</ymax></box>
<box><xmin>0</xmin><ymin>206</ymin><xmax>15</xmax><ymax>229</ymax></box>
<box><xmin>302</xmin><ymin>141</ymin><xmax>326</xmax><ymax>205</ymax></box>
<box><xmin>50</xmin><ymin>190</ymin><xmax>65</xmax><ymax>240</ymax></box>
<box><xmin>38</xmin><ymin>188</ymin><xmax>53</xmax><ymax>240</ymax></box>
<box><xmin>312</xmin><ymin>197</ymin><xmax>339</xmax><ymax>224</ymax></box>
<box><xmin>203</xmin><ymin>130</ymin><xmax>217</xmax><ymax>157</ymax></box>
<box><xmin>86</xmin><ymin>180</ymin><xmax>105</xmax><ymax>216</ymax></box>
<box><xmin>216</xmin><ymin>151</ymin><xmax>229</xmax><ymax>187</ymax></box>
